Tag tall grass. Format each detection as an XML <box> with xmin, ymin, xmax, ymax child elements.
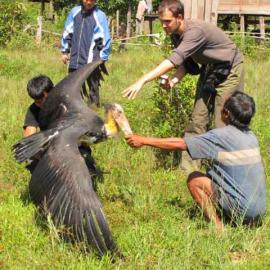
<box><xmin>0</xmin><ymin>44</ymin><xmax>269</xmax><ymax>269</ymax></box>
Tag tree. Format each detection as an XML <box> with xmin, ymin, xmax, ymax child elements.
<box><xmin>0</xmin><ymin>1</ymin><xmax>27</xmax><ymax>46</ymax></box>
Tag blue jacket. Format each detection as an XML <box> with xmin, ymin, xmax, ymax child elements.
<box><xmin>61</xmin><ymin>5</ymin><xmax>111</xmax><ymax>70</ymax></box>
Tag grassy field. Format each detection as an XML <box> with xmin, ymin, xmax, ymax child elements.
<box><xmin>0</xmin><ymin>43</ymin><xmax>270</xmax><ymax>270</ymax></box>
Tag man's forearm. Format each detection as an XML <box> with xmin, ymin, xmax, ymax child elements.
<box><xmin>141</xmin><ymin>59</ymin><xmax>175</xmax><ymax>84</ymax></box>
<box><xmin>24</xmin><ymin>126</ymin><xmax>37</xmax><ymax>138</ymax></box>
<box><xmin>141</xmin><ymin>137</ymin><xmax>187</xmax><ymax>151</ymax></box>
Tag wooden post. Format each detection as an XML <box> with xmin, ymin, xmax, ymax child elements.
<box><xmin>116</xmin><ymin>10</ymin><xmax>119</xmax><ymax>37</ymax></box>
<box><xmin>204</xmin><ymin>0</ymin><xmax>212</xmax><ymax>23</ymax></box>
<box><xmin>111</xmin><ymin>19</ymin><xmax>114</xmax><ymax>40</ymax></box>
<box><xmin>239</xmin><ymin>15</ymin><xmax>245</xmax><ymax>47</ymax></box>
<box><xmin>240</xmin><ymin>15</ymin><xmax>245</xmax><ymax>37</ymax></box>
<box><xmin>183</xmin><ymin>0</ymin><xmax>192</xmax><ymax>19</ymax></box>
<box><xmin>48</xmin><ymin>0</ymin><xmax>54</xmax><ymax>21</ymax></box>
<box><xmin>197</xmin><ymin>0</ymin><xmax>205</xmax><ymax>21</ymax></box>
<box><xmin>144</xmin><ymin>17</ymin><xmax>150</xmax><ymax>34</ymax></box>
<box><xmin>126</xmin><ymin>1</ymin><xmax>132</xmax><ymax>38</ymax></box>
<box><xmin>41</xmin><ymin>0</ymin><xmax>45</xmax><ymax>16</ymax></box>
<box><xmin>259</xmin><ymin>16</ymin><xmax>265</xmax><ymax>40</ymax></box>
<box><xmin>191</xmin><ymin>0</ymin><xmax>197</xmax><ymax>19</ymax></box>
<box><xmin>210</xmin><ymin>0</ymin><xmax>219</xmax><ymax>25</ymax></box>
<box><xmin>36</xmin><ymin>16</ymin><xmax>42</xmax><ymax>45</ymax></box>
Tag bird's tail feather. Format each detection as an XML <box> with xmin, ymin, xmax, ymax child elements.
<box><xmin>12</xmin><ymin>128</ymin><xmax>60</xmax><ymax>163</ymax></box>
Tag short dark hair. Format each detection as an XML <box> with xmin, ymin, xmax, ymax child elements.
<box><xmin>223</xmin><ymin>91</ymin><xmax>255</xmax><ymax>130</ymax></box>
<box><xmin>158</xmin><ymin>0</ymin><xmax>184</xmax><ymax>17</ymax></box>
<box><xmin>27</xmin><ymin>75</ymin><xmax>54</xmax><ymax>100</ymax></box>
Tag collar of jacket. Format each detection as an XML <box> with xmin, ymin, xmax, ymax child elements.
<box><xmin>81</xmin><ymin>4</ymin><xmax>96</xmax><ymax>16</ymax></box>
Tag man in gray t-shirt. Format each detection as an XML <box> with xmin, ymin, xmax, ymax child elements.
<box><xmin>185</xmin><ymin>125</ymin><xmax>266</xmax><ymax>223</ymax></box>
<box><xmin>125</xmin><ymin>92</ymin><xmax>267</xmax><ymax>231</ymax></box>
<box><xmin>123</xmin><ymin>0</ymin><xmax>244</xmax><ymax>172</ymax></box>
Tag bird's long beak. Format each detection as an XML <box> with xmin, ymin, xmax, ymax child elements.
<box><xmin>104</xmin><ymin>110</ymin><xmax>120</xmax><ymax>138</ymax></box>
<box><xmin>104</xmin><ymin>103</ymin><xmax>132</xmax><ymax>137</ymax></box>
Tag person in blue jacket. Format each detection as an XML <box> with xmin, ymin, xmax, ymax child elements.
<box><xmin>61</xmin><ymin>0</ymin><xmax>111</xmax><ymax>107</ymax></box>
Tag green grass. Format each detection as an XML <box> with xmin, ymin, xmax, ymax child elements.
<box><xmin>0</xmin><ymin>44</ymin><xmax>270</xmax><ymax>269</ymax></box>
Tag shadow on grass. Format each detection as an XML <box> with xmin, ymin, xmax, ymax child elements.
<box><xmin>166</xmin><ymin>196</ymin><xmax>201</xmax><ymax>220</ymax></box>
<box><xmin>19</xmin><ymin>186</ymin><xmax>31</xmax><ymax>206</ymax></box>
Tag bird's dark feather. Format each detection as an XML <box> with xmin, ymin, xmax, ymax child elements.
<box><xmin>13</xmin><ymin>61</ymin><xmax>120</xmax><ymax>257</ymax></box>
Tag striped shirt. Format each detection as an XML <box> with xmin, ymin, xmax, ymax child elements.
<box><xmin>185</xmin><ymin>125</ymin><xmax>267</xmax><ymax>220</ymax></box>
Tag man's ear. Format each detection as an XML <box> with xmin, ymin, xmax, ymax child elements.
<box><xmin>221</xmin><ymin>108</ymin><xmax>230</xmax><ymax>124</ymax></box>
<box><xmin>177</xmin><ymin>14</ymin><xmax>183</xmax><ymax>20</ymax></box>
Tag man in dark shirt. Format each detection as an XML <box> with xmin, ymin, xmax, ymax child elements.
<box><xmin>123</xmin><ymin>0</ymin><xmax>244</xmax><ymax>172</ymax></box>
<box><xmin>23</xmin><ymin>75</ymin><xmax>53</xmax><ymax>137</ymax></box>
<box><xmin>126</xmin><ymin>92</ymin><xmax>267</xmax><ymax>231</ymax></box>
<box><xmin>23</xmin><ymin>75</ymin><xmax>98</xmax><ymax>177</ymax></box>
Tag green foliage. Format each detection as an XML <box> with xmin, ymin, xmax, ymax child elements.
<box><xmin>152</xmin><ymin>77</ymin><xmax>196</xmax><ymax>138</ymax></box>
<box><xmin>0</xmin><ymin>44</ymin><xmax>270</xmax><ymax>270</ymax></box>
<box><xmin>53</xmin><ymin>0</ymin><xmax>138</xmax><ymax>17</ymax></box>
<box><xmin>230</xmin><ymin>34</ymin><xmax>258</xmax><ymax>58</ymax></box>
<box><xmin>152</xmin><ymin>76</ymin><xmax>196</xmax><ymax>168</ymax></box>
<box><xmin>0</xmin><ymin>1</ymin><xmax>27</xmax><ymax>47</ymax></box>
<box><xmin>53</xmin><ymin>0</ymin><xmax>78</xmax><ymax>14</ymax></box>
<box><xmin>151</xmin><ymin>34</ymin><xmax>197</xmax><ymax>168</ymax></box>
<box><xmin>98</xmin><ymin>0</ymin><xmax>136</xmax><ymax>14</ymax></box>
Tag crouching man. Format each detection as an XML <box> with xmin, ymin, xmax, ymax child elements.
<box><xmin>125</xmin><ymin>91</ymin><xmax>267</xmax><ymax>230</ymax></box>
<box><xmin>23</xmin><ymin>75</ymin><xmax>99</xmax><ymax>178</ymax></box>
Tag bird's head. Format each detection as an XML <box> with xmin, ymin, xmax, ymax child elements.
<box><xmin>104</xmin><ymin>103</ymin><xmax>132</xmax><ymax>138</ymax></box>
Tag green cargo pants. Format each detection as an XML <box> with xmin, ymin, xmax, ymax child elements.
<box><xmin>180</xmin><ymin>61</ymin><xmax>244</xmax><ymax>173</ymax></box>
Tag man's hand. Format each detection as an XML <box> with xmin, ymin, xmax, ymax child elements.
<box><xmin>160</xmin><ymin>76</ymin><xmax>179</xmax><ymax>90</ymax></box>
<box><xmin>122</xmin><ymin>79</ymin><xmax>145</xmax><ymax>100</ymax></box>
<box><xmin>125</xmin><ymin>134</ymin><xmax>145</xmax><ymax>148</ymax></box>
<box><xmin>62</xmin><ymin>53</ymin><xmax>70</xmax><ymax>64</ymax></box>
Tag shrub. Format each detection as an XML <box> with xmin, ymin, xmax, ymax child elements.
<box><xmin>0</xmin><ymin>1</ymin><xmax>27</xmax><ymax>47</ymax></box>
<box><xmin>53</xmin><ymin>0</ymin><xmax>78</xmax><ymax>15</ymax></box>
<box><xmin>148</xmin><ymin>34</ymin><xmax>197</xmax><ymax>168</ymax></box>
<box><xmin>151</xmin><ymin>76</ymin><xmax>196</xmax><ymax>168</ymax></box>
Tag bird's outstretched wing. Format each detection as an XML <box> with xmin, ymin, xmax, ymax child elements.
<box><xmin>39</xmin><ymin>60</ymin><xmax>104</xmax><ymax>130</ymax></box>
<box><xmin>29</xmin><ymin>127</ymin><xmax>119</xmax><ymax>256</ymax></box>
<box><xmin>81</xmin><ymin>62</ymin><xmax>108</xmax><ymax>102</ymax></box>
<box><xmin>13</xmin><ymin>61</ymin><xmax>122</xmax><ymax>257</ymax></box>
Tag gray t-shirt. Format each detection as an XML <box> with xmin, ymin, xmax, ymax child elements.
<box><xmin>185</xmin><ymin>125</ymin><xmax>267</xmax><ymax>220</ymax></box>
<box><xmin>168</xmin><ymin>19</ymin><xmax>243</xmax><ymax>68</ymax></box>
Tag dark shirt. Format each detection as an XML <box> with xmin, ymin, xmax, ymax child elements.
<box><xmin>23</xmin><ymin>103</ymin><xmax>41</xmax><ymax>129</ymax></box>
<box><xmin>23</xmin><ymin>103</ymin><xmax>95</xmax><ymax>175</ymax></box>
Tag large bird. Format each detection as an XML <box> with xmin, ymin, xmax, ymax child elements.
<box><xmin>13</xmin><ymin>61</ymin><xmax>132</xmax><ymax>257</ymax></box>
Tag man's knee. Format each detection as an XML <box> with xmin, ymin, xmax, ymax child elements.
<box><xmin>187</xmin><ymin>171</ymin><xmax>212</xmax><ymax>194</ymax></box>
<box><xmin>187</xmin><ymin>171</ymin><xmax>204</xmax><ymax>190</ymax></box>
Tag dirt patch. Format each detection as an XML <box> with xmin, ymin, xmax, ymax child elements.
<box><xmin>0</xmin><ymin>179</ymin><xmax>15</xmax><ymax>191</ymax></box>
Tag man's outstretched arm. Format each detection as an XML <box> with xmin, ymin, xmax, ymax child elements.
<box><xmin>122</xmin><ymin>60</ymin><xmax>175</xmax><ymax>99</ymax></box>
<box><xmin>125</xmin><ymin>134</ymin><xmax>187</xmax><ymax>151</ymax></box>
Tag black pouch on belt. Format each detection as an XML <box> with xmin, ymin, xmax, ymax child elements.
<box><xmin>203</xmin><ymin>61</ymin><xmax>231</xmax><ymax>94</ymax></box>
